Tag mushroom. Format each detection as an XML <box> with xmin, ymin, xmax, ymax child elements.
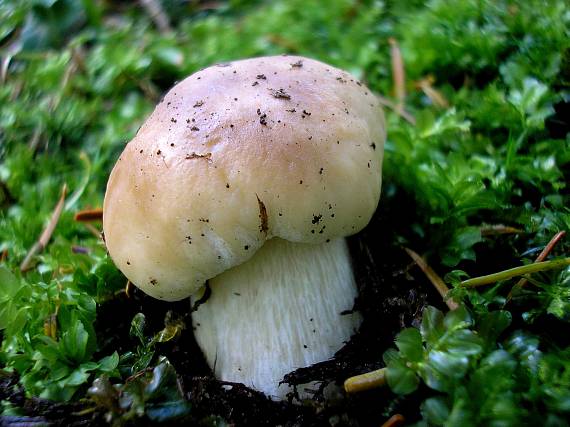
<box><xmin>103</xmin><ymin>55</ymin><xmax>385</xmax><ymax>400</ymax></box>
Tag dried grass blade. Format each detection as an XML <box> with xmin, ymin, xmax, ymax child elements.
<box><xmin>507</xmin><ymin>231</ymin><xmax>566</xmax><ymax>301</ymax></box>
<box><xmin>381</xmin><ymin>414</ymin><xmax>406</xmax><ymax>427</ymax></box>
<box><xmin>20</xmin><ymin>184</ymin><xmax>67</xmax><ymax>272</ymax></box>
<box><xmin>74</xmin><ymin>208</ymin><xmax>103</xmax><ymax>222</ymax></box>
<box><xmin>417</xmin><ymin>76</ymin><xmax>449</xmax><ymax>108</ymax></box>
<box><xmin>389</xmin><ymin>38</ymin><xmax>406</xmax><ymax>112</ymax></box>
<box><xmin>404</xmin><ymin>247</ymin><xmax>459</xmax><ymax>310</ymax></box>
<box><xmin>376</xmin><ymin>95</ymin><xmax>416</xmax><ymax>125</ymax></box>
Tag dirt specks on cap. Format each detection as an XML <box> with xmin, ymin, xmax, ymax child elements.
<box><xmin>185</xmin><ymin>152</ymin><xmax>212</xmax><ymax>162</ymax></box>
<box><xmin>269</xmin><ymin>88</ymin><xmax>291</xmax><ymax>100</ymax></box>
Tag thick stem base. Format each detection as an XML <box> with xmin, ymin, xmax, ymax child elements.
<box><xmin>191</xmin><ymin>237</ymin><xmax>361</xmax><ymax>400</ymax></box>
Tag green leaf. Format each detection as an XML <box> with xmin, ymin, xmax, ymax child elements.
<box><xmin>383</xmin><ymin>348</ymin><xmax>400</xmax><ymax>365</ymax></box>
<box><xmin>395</xmin><ymin>328</ymin><xmax>424</xmax><ymax>362</ymax></box>
<box><xmin>442</xmin><ymin>226</ymin><xmax>483</xmax><ymax>267</ymax></box>
<box><xmin>422</xmin><ymin>396</ymin><xmax>450</xmax><ymax>425</ymax></box>
<box><xmin>146</xmin><ymin>400</ymin><xmax>193</xmax><ymax>423</ymax></box>
<box><xmin>386</xmin><ymin>359</ymin><xmax>419</xmax><ymax>395</ymax></box>
<box><xmin>130</xmin><ymin>313</ymin><xmax>147</xmax><ymax>343</ymax></box>
<box><xmin>145</xmin><ymin>362</ymin><xmax>180</xmax><ymax>401</ymax></box>
<box><xmin>6</xmin><ymin>307</ymin><xmax>29</xmax><ymax>336</ymax></box>
<box><xmin>95</xmin><ymin>362</ymin><xmax>192</xmax><ymax>424</ymax></box>
<box><xmin>421</xmin><ymin>306</ymin><xmax>445</xmax><ymax>347</ymax></box>
<box><xmin>504</xmin><ymin>331</ymin><xmax>541</xmax><ymax>371</ymax></box>
<box><xmin>477</xmin><ymin>311</ymin><xmax>511</xmax><ymax>348</ymax></box>
<box><xmin>0</xmin><ymin>266</ymin><xmax>21</xmax><ymax>299</ymax></box>
<box><xmin>507</xmin><ymin>78</ymin><xmax>554</xmax><ymax>129</ymax></box>
<box><xmin>469</xmin><ymin>350</ymin><xmax>516</xmax><ymax>404</ymax></box>
<box><xmin>419</xmin><ymin>108</ymin><xmax>471</xmax><ymax>139</ymax></box>
<box><xmin>421</xmin><ymin>351</ymin><xmax>469</xmax><ymax>392</ymax></box>
<box><xmin>36</xmin><ymin>336</ymin><xmax>62</xmax><ymax>363</ymax></box>
<box><xmin>98</xmin><ymin>352</ymin><xmax>119</xmax><ymax>373</ymax></box>
<box><xmin>154</xmin><ymin>321</ymin><xmax>183</xmax><ymax>344</ymax></box>
<box><xmin>60</xmin><ymin>319</ymin><xmax>89</xmax><ymax>364</ymax></box>
<box><xmin>444</xmin><ymin>305</ymin><xmax>472</xmax><ymax>330</ymax></box>
<box><xmin>443</xmin><ymin>329</ymin><xmax>484</xmax><ymax>356</ymax></box>
<box><xmin>64</xmin><ymin>366</ymin><xmax>91</xmax><ymax>386</ymax></box>
<box><xmin>132</xmin><ymin>350</ymin><xmax>155</xmax><ymax>374</ymax></box>
<box><xmin>546</xmin><ymin>284</ymin><xmax>570</xmax><ymax>321</ymax></box>
<box><xmin>446</xmin><ymin>395</ymin><xmax>474</xmax><ymax>427</ymax></box>
<box><xmin>538</xmin><ymin>349</ymin><xmax>570</xmax><ymax>412</ymax></box>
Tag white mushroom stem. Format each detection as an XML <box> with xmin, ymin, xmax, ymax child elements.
<box><xmin>191</xmin><ymin>237</ymin><xmax>361</xmax><ymax>400</ymax></box>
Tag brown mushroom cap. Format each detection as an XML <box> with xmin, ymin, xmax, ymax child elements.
<box><xmin>103</xmin><ymin>55</ymin><xmax>385</xmax><ymax>301</ymax></box>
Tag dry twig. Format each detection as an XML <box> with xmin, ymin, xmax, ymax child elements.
<box><xmin>389</xmin><ymin>38</ymin><xmax>406</xmax><ymax>113</ymax></box>
<box><xmin>481</xmin><ymin>224</ymin><xmax>524</xmax><ymax>236</ymax></box>
<box><xmin>506</xmin><ymin>231</ymin><xmax>566</xmax><ymax>301</ymax></box>
<box><xmin>376</xmin><ymin>95</ymin><xmax>416</xmax><ymax>125</ymax></box>
<box><xmin>344</xmin><ymin>367</ymin><xmax>386</xmax><ymax>393</ymax></box>
<box><xmin>74</xmin><ymin>208</ymin><xmax>103</xmax><ymax>222</ymax></box>
<box><xmin>139</xmin><ymin>0</ymin><xmax>172</xmax><ymax>34</ymax></box>
<box><xmin>20</xmin><ymin>184</ymin><xmax>67</xmax><ymax>272</ymax></box>
<box><xmin>381</xmin><ymin>414</ymin><xmax>406</xmax><ymax>427</ymax></box>
<box><xmin>405</xmin><ymin>247</ymin><xmax>460</xmax><ymax>310</ymax></box>
<box><xmin>83</xmin><ymin>223</ymin><xmax>103</xmax><ymax>239</ymax></box>
<box><xmin>416</xmin><ymin>75</ymin><xmax>449</xmax><ymax>108</ymax></box>
<box><xmin>1</xmin><ymin>56</ymin><xmax>11</xmax><ymax>85</ymax></box>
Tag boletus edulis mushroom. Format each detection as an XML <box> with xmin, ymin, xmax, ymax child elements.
<box><xmin>103</xmin><ymin>55</ymin><xmax>385</xmax><ymax>399</ymax></box>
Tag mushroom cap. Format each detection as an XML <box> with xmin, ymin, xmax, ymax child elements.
<box><xmin>103</xmin><ymin>55</ymin><xmax>385</xmax><ymax>301</ymax></box>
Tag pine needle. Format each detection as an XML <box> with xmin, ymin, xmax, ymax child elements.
<box><xmin>389</xmin><ymin>38</ymin><xmax>406</xmax><ymax>113</ymax></box>
<box><xmin>139</xmin><ymin>0</ymin><xmax>171</xmax><ymax>34</ymax></box>
<box><xmin>416</xmin><ymin>76</ymin><xmax>449</xmax><ymax>108</ymax></box>
<box><xmin>381</xmin><ymin>414</ymin><xmax>406</xmax><ymax>427</ymax></box>
<box><xmin>74</xmin><ymin>208</ymin><xmax>103</xmax><ymax>222</ymax></box>
<box><xmin>507</xmin><ymin>231</ymin><xmax>566</xmax><ymax>300</ymax></box>
<box><xmin>20</xmin><ymin>184</ymin><xmax>67</xmax><ymax>272</ymax></box>
<box><xmin>481</xmin><ymin>224</ymin><xmax>524</xmax><ymax>236</ymax></box>
<box><xmin>404</xmin><ymin>247</ymin><xmax>460</xmax><ymax>310</ymax></box>
<box><xmin>376</xmin><ymin>95</ymin><xmax>416</xmax><ymax>125</ymax></box>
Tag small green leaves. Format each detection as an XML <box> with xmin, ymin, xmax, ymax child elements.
<box><xmin>60</xmin><ymin>319</ymin><xmax>89</xmax><ymax>364</ymax></box>
<box><xmin>126</xmin><ymin>313</ymin><xmax>156</xmax><ymax>374</ymax></box>
<box><xmin>130</xmin><ymin>312</ymin><xmax>147</xmax><ymax>343</ymax></box>
<box><xmin>422</xmin><ymin>350</ymin><xmax>469</xmax><ymax>392</ymax></box>
<box><xmin>417</xmin><ymin>109</ymin><xmax>471</xmax><ymax>139</ymax></box>
<box><xmin>395</xmin><ymin>328</ymin><xmax>423</xmax><ymax>362</ymax></box>
<box><xmin>420</xmin><ymin>306</ymin><xmax>445</xmax><ymax>346</ymax></box>
<box><xmin>422</xmin><ymin>396</ymin><xmax>450</xmax><ymax>425</ymax></box>
<box><xmin>538</xmin><ymin>349</ymin><xmax>570</xmax><ymax>412</ymax></box>
<box><xmin>89</xmin><ymin>361</ymin><xmax>192</xmax><ymax>425</ymax></box>
<box><xmin>477</xmin><ymin>311</ymin><xmax>511</xmax><ymax>348</ymax></box>
<box><xmin>98</xmin><ymin>352</ymin><xmax>120</xmax><ymax>373</ymax></box>
<box><xmin>386</xmin><ymin>359</ymin><xmax>419</xmax><ymax>395</ymax></box>
<box><xmin>443</xmin><ymin>305</ymin><xmax>472</xmax><ymax>330</ymax></box>
<box><xmin>384</xmin><ymin>305</ymin><xmax>570</xmax><ymax>425</ymax></box>
<box><xmin>0</xmin><ymin>266</ymin><xmax>21</xmax><ymax>299</ymax></box>
<box><xmin>508</xmin><ymin>78</ymin><xmax>554</xmax><ymax>130</ymax></box>
<box><xmin>124</xmin><ymin>312</ymin><xmax>185</xmax><ymax>375</ymax></box>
